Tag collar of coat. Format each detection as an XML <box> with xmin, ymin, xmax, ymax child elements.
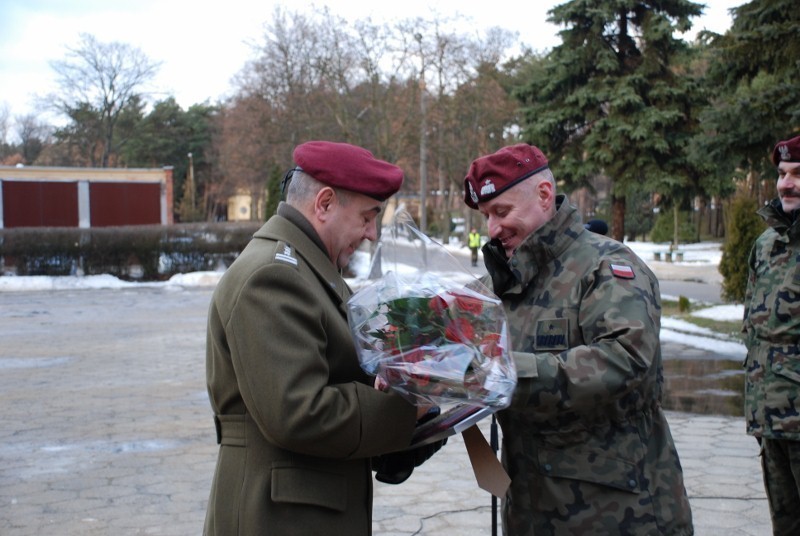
<box><xmin>277</xmin><ymin>202</ymin><xmax>330</xmax><ymax>255</ymax></box>
<box><xmin>757</xmin><ymin>198</ymin><xmax>800</xmax><ymax>240</ymax></box>
<box><xmin>483</xmin><ymin>194</ymin><xmax>582</xmax><ymax>295</ymax></box>
<box><xmin>257</xmin><ymin>203</ymin><xmax>351</xmax><ymax>304</ymax></box>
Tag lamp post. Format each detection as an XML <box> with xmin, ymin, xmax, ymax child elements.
<box><xmin>187</xmin><ymin>152</ymin><xmax>196</xmax><ymax>214</ymax></box>
<box><xmin>415</xmin><ymin>32</ymin><xmax>427</xmax><ymax>234</ymax></box>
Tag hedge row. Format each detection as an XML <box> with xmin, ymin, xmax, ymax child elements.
<box><xmin>0</xmin><ymin>222</ymin><xmax>263</xmax><ymax>281</ymax></box>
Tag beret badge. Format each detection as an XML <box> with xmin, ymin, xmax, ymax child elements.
<box><xmin>480</xmin><ymin>180</ymin><xmax>497</xmax><ymax>197</ymax></box>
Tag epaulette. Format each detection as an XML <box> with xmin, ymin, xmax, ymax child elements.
<box><xmin>274</xmin><ymin>241</ymin><xmax>299</xmax><ymax>268</ymax></box>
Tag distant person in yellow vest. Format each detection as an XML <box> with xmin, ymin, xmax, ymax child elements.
<box><xmin>468</xmin><ymin>228</ymin><xmax>481</xmax><ymax>266</ymax></box>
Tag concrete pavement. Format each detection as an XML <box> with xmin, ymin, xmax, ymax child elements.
<box><xmin>373</xmin><ymin>412</ymin><xmax>769</xmax><ymax>536</ymax></box>
<box><xmin>0</xmin><ymin>285</ymin><xmax>770</xmax><ymax>535</ymax></box>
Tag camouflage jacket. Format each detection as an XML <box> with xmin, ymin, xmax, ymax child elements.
<box><xmin>481</xmin><ymin>195</ymin><xmax>693</xmax><ymax>536</ymax></box>
<box><xmin>744</xmin><ymin>199</ymin><xmax>800</xmax><ymax>440</ymax></box>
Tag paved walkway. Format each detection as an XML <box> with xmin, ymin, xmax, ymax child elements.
<box><xmin>0</xmin><ymin>286</ymin><xmax>770</xmax><ymax>535</ymax></box>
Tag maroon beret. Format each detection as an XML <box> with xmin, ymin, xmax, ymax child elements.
<box><xmin>293</xmin><ymin>141</ymin><xmax>403</xmax><ymax>201</ymax></box>
<box><xmin>772</xmin><ymin>135</ymin><xmax>800</xmax><ymax>166</ymax></box>
<box><xmin>463</xmin><ymin>143</ymin><xmax>549</xmax><ymax>209</ymax></box>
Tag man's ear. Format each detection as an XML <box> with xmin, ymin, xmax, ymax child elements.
<box><xmin>537</xmin><ymin>179</ymin><xmax>554</xmax><ymax>205</ymax></box>
<box><xmin>314</xmin><ymin>187</ymin><xmax>336</xmax><ymax>220</ymax></box>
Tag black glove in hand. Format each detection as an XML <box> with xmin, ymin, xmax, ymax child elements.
<box><xmin>374</xmin><ymin>407</ymin><xmax>447</xmax><ymax>485</ymax></box>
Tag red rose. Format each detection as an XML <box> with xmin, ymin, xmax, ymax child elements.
<box><xmin>383</xmin><ymin>325</ymin><xmax>401</xmax><ymax>355</ymax></box>
<box><xmin>404</xmin><ymin>348</ymin><xmax>427</xmax><ymax>363</ymax></box>
<box><xmin>452</xmin><ymin>292</ymin><xmax>484</xmax><ymax>315</ymax></box>
<box><xmin>445</xmin><ymin>317</ymin><xmax>475</xmax><ymax>343</ymax></box>
<box><xmin>479</xmin><ymin>332</ymin><xmax>503</xmax><ymax>357</ymax></box>
<box><xmin>429</xmin><ymin>295</ymin><xmax>448</xmax><ymax>315</ymax></box>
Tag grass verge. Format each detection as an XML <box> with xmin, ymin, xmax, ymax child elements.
<box><xmin>661</xmin><ymin>298</ymin><xmax>745</xmax><ymax>343</ymax></box>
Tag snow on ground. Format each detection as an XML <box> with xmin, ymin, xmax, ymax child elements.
<box><xmin>661</xmin><ymin>317</ymin><xmax>746</xmax><ymax>358</ymax></box>
<box><xmin>689</xmin><ymin>304</ymin><xmax>744</xmax><ymax>322</ymax></box>
<box><xmin>0</xmin><ymin>238</ymin><xmax>746</xmax><ymax>355</ymax></box>
<box><xmin>0</xmin><ymin>271</ymin><xmax>224</xmax><ymax>292</ymax></box>
<box><xmin>625</xmin><ymin>240</ymin><xmax>723</xmax><ymax>266</ymax></box>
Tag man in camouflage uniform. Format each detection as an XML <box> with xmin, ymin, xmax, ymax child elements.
<box><xmin>744</xmin><ymin>134</ymin><xmax>800</xmax><ymax>536</ymax></box>
<box><xmin>463</xmin><ymin>143</ymin><xmax>693</xmax><ymax>535</ymax></box>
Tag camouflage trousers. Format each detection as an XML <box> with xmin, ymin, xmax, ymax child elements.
<box><xmin>760</xmin><ymin>438</ymin><xmax>800</xmax><ymax>536</ymax></box>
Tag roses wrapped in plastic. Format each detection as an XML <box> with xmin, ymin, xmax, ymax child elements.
<box><xmin>347</xmin><ymin>209</ymin><xmax>516</xmax><ymax>408</ymax></box>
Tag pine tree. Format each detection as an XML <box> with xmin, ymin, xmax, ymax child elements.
<box><xmin>514</xmin><ymin>0</ymin><xmax>705</xmax><ymax>241</ymax></box>
<box><xmin>696</xmin><ymin>0</ymin><xmax>800</xmax><ymax>184</ymax></box>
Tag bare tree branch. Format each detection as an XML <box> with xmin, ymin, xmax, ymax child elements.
<box><xmin>48</xmin><ymin>33</ymin><xmax>161</xmax><ymax>167</ymax></box>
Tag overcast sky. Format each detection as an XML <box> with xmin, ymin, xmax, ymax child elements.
<box><xmin>0</xmin><ymin>0</ymin><xmax>743</xmax><ymax>129</ymax></box>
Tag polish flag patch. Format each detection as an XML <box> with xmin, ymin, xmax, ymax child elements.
<box><xmin>610</xmin><ymin>264</ymin><xmax>635</xmax><ymax>279</ymax></box>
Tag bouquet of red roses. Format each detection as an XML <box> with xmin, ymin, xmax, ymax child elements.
<box><xmin>347</xmin><ymin>209</ymin><xmax>516</xmax><ymax>408</ymax></box>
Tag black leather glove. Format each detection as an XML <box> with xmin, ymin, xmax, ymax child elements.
<box><xmin>374</xmin><ymin>407</ymin><xmax>448</xmax><ymax>485</ymax></box>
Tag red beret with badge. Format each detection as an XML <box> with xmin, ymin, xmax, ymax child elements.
<box><xmin>293</xmin><ymin>141</ymin><xmax>404</xmax><ymax>201</ymax></box>
<box><xmin>463</xmin><ymin>143</ymin><xmax>550</xmax><ymax>209</ymax></box>
<box><xmin>771</xmin><ymin>135</ymin><xmax>800</xmax><ymax>166</ymax></box>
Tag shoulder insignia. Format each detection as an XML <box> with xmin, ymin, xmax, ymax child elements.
<box><xmin>610</xmin><ymin>263</ymin><xmax>635</xmax><ymax>279</ymax></box>
<box><xmin>274</xmin><ymin>243</ymin><xmax>298</xmax><ymax>266</ymax></box>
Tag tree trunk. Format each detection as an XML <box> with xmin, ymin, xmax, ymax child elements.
<box><xmin>611</xmin><ymin>194</ymin><xmax>626</xmax><ymax>242</ymax></box>
<box><xmin>673</xmin><ymin>204</ymin><xmax>680</xmax><ymax>249</ymax></box>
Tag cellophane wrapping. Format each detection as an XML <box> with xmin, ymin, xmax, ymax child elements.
<box><xmin>347</xmin><ymin>208</ymin><xmax>516</xmax><ymax>408</ymax></box>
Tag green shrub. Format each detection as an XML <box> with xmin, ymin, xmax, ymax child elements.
<box><xmin>265</xmin><ymin>163</ymin><xmax>283</xmax><ymax>219</ymax></box>
<box><xmin>678</xmin><ymin>295</ymin><xmax>691</xmax><ymax>313</ymax></box>
<box><xmin>649</xmin><ymin>211</ymin><xmax>697</xmax><ymax>244</ymax></box>
<box><xmin>623</xmin><ymin>189</ymin><xmax>654</xmax><ymax>241</ymax></box>
<box><xmin>719</xmin><ymin>195</ymin><xmax>766</xmax><ymax>303</ymax></box>
<box><xmin>0</xmin><ymin>222</ymin><xmax>261</xmax><ymax>281</ymax></box>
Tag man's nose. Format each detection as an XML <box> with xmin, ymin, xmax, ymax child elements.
<box><xmin>487</xmin><ymin>217</ymin><xmax>501</xmax><ymax>238</ymax></box>
<box><xmin>364</xmin><ymin>221</ymin><xmax>378</xmax><ymax>242</ymax></box>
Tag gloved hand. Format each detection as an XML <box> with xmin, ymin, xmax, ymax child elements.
<box><xmin>373</xmin><ymin>407</ymin><xmax>448</xmax><ymax>485</ymax></box>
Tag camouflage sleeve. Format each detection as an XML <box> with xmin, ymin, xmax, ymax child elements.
<box><xmin>742</xmin><ymin>239</ymin><xmax>758</xmax><ymax>339</ymax></box>
<box><xmin>510</xmin><ymin>350</ymin><xmax>538</xmax><ymax>378</ymax></box>
<box><xmin>508</xmin><ymin>259</ymin><xmax>662</xmax><ymax>417</ymax></box>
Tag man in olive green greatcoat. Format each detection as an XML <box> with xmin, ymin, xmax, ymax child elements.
<box><xmin>463</xmin><ymin>143</ymin><xmax>693</xmax><ymax>535</ymax></box>
<box><xmin>744</xmin><ymin>134</ymin><xmax>800</xmax><ymax>536</ymax></box>
<box><xmin>204</xmin><ymin>141</ymin><xmax>437</xmax><ymax>535</ymax></box>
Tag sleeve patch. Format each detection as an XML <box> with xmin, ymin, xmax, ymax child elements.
<box><xmin>610</xmin><ymin>263</ymin><xmax>635</xmax><ymax>279</ymax></box>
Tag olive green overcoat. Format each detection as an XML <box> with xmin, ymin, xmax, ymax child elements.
<box><xmin>204</xmin><ymin>206</ymin><xmax>417</xmax><ymax>535</ymax></box>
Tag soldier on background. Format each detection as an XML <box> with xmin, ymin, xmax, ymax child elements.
<box><xmin>583</xmin><ymin>218</ymin><xmax>608</xmax><ymax>236</ymax></box>
<box><xmin>462</xmin><ymin>143</ymin><xmax>693</xmax><ymax>535</ymax></box>
<box><xmin>469</xmin><ymin>227</ymin><xmax>482</xmax><ymax>266</ymax></box>
<box><xmin>743</xmin><ymin>134</ymin><xmax>800</xmax><ymax>536</ymax></box>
